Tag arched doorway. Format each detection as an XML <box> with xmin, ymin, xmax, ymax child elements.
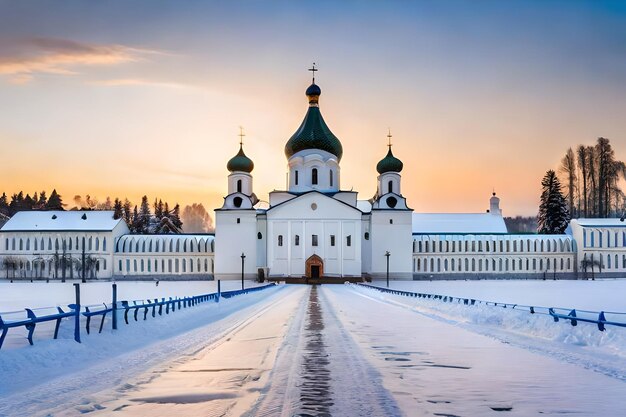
<box><xmin>305</xmin><ymin>254</ymin><xmax>324</xmax><ymax>278</ymax></box>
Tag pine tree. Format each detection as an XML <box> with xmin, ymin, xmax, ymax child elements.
<box><xmin>153</xmin><ymin>198</ymin><xmax>161</xmax><ymax>219</ymax></box>
<box><xmin>122</xmin><ymin>199</ymin><xmax>132</xmax><ymax>225</ymax></box>
<box><xmin>113</xmin><ymin>198</ymin><xmax>124</xmax><ymax>220</ymax></box>
<box><xmin>538</xmin><ymin>170</ymin><xmax>570</xmax><ymax>234</ymax></box>
<box><xmin>131</xmin><ymin>205</ymin><xmax>140</xmax><ymax>233</ymax></box>
<box><xmin>0</xmin><ymin>193</ymin><xmax>9</xmax><ymax>216</ymax></box>
<box><xmin>47</xmin><ymin>189</ymin><xmax>64</xmax><ymax>210</ymax></box>
<box><xmin>37</xmin><ymin>191</ymin><xmax>48</xmax><ymax>209</ymax></box>
<box><xmin>24</xmin><ymin>194</ymin><xmax>35</xmax><ymax>210</ymax></box>
<box><xmin>171</xmin><ymin>203</ymin><xmax>183</xmax><ymax>230</ymax></box>
<box><xmin>139</xmin><ymin>195</ymin><xmax>151</xmax><ymax>233</ymax></box>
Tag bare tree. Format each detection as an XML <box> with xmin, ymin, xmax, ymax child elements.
<box><xmin>576</xmin><ymin>145</ymin><xmax>588</xmax><ymax>217</ymax></box>
<box><xmin>559</xmin><ymin>147</ymin><xmax>577</xmax><ymax>217</ymax></box>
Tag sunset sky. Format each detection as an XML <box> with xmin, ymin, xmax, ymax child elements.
<box><xmin>1</xmin><ymin>1</ymin><xmax>625</xmax><ymax>216</ymax></box>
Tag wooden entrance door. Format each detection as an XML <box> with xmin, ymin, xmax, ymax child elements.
<box><xmin>305</xmin><ymin>254</ymin><xmax>324</xmax><ymax>278</ymax></box>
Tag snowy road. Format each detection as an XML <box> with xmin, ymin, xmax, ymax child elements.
<box><xmin>2</xmin><ymin>283</ymin><xmax>626</xmax><ymax>416</ymax></box>
<box><xmin>322</xmin><ymin>285</ymin><xmax>626</xmax><ymax>416</ymax></box>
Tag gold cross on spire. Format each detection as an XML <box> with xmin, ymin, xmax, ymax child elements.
<box><xmin>387</xmin><ymin>128</ymin><xmax>393</xmax><ymax>149</ymax></box>
<box><xmin>238</xmin><ymin>126</ymin><xmax>245</xmax><ymax>146</ymax></box>
<box><xmin>308</xmin><ymin>62</ymin><xmax>318</xmax><ymax>83</ymax></box>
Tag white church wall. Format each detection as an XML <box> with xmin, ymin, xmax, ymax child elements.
<box><xmin>412</xmin><ymin>234</ymin><xmax>576</xmax><ymax>279</ymax></box>
<box><xmin>266</xmin><ymin>192</ymin><xmax>362</xmax><ymax>277</ymax></box>
<box><xmin>369</xmin><ymin>210</ymin><xmax>413</xmax><ymax>279</ymax></box>
<box><xmin>214</xmin><ymin>210</ymin><xmax>258</xmax><ymax>279</ymax></box>
<box><xmin>569</xmin><ymin>219</ymin><xmax>626</xmax><ymax>277</ymax></box>
<box><xmin>227</xmin><ymin>172</ymin><xmax>253</xmax><ymax>196</ymax></box>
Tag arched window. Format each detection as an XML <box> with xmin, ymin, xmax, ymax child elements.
<box><xmin>258</xmin><ymin>232</ymin><xmax>262</xmax><ymax>239</ymax></box>
<box><xmin>278</xmin><ymin>235</ymin><xmax>283</xmax><ymax>246</ymax></box>
<box><xmin>295</xmin><ymin>235</ymin><xmax>300</xmax><ymax>246</ymax></box>
<box><xmin>295</xmin><ymin>170</ymin><xmax>299</xmax><ymax>185</ymax></box>
<box><xmin>312</xmin><ymin>168</ymin><xmax>318</xmax><ymax>185</ymax></box>
<box><xmin>26</xmin><ymin>239</ymin><xmax>30</xmax><ymax>251</ymax></box>
<box><xmin>96</xmin><ymin>238</ymin><xmax>100</xmax><ymax>251</ymax></box>
<box><xmin>388</xmin><ymin>180</ymin><xmax>393</xmax><ymax>194</ymax></box>
<box><xmin>237</xmin><ymin>179</ymin><xmax>242</xmax><ymax>193</ymax></box>
<box><xmin>330</xmin><ymin>170</ymin><xmax>334</xmax><ymax>187</ymax></box>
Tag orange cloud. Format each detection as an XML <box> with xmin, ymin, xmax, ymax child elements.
<box><xmin>0</xmin><ymin>37</ymin><xmax>156</xmax><ymax>83</ymax></box>
<box><xmin>89</xmin><ymin>78</ymin><xmax>191</xmax><ymax>89</ymax></box>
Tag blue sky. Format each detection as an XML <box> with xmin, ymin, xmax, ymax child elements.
<box><xmin>1</xmin><ymin>1</ymin><xmax>625</xmax><ymax>215</ymax></box>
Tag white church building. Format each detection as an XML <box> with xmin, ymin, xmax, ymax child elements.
<box><xmin>2</xmin><ymin>77</ymin><xmax>626</xmax><ymax>281</ymax></box>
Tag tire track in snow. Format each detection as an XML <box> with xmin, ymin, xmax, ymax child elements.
<box><xmin>252</xmin><ymin>285</ymin><xmax>401</xmax><ymax>417</ymax></box>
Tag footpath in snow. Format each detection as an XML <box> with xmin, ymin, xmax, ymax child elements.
<box><xmin>324</xmin><ymin>284</ymin><xmax>626</xmax><ymax>416</ymax></box>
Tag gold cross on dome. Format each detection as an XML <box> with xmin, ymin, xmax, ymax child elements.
<box><xmin>238</xmin><ymin>126</ymin><xmax>245</xmax><ymax>146</ymax></box>
<box><xmin>308</xmin><ymin>62</ymin><xmax>318</xmax><ymax>83</ymax></box>
<box><xmin>387</xmin><ymin>128</ymin><xmax>393</xmax><ymax>149</ymax></box>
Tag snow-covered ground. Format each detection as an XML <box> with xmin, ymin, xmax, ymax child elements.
<box><xmin>378</xmin><ymin>278</ymin><xmax>626</xmax><ymax>311</ymax></box>
<box><xmin>323</xmin><ymin>285</ymin><xmax>626</xmax><ymax>416</ymax></box>
<box><xmin>0</xmin><ymin>280</ymin><xmax>264</xmax><ymax>349</ymax></box>
<box><xmin>0</xmin><ymin>283</ymin><xmax>289</xmax><ymax>416</ymax></box>
<box><xmin>0</xmin><ymin>279</ymin><xmax>260</xmax><ymax>312</ymax></box>
<box><xmin>1</xmin><ymin>281</ymin><xmax>625</xmax><ymax>416</ymax></box>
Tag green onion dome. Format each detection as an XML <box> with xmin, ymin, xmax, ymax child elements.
<box><xmin>227</xmin><ymin>144</ymin><xmax>254</xmax><ymax>173</ymax></box>
<box><xmin>376</xmin><ymin>147</ymin><xmax>403</xmax><ymax>174</ymax></box>
<box><xmin>284</xmin><ymin>83</ymin><xmax>343</xmax><ymax>161</ymax></box>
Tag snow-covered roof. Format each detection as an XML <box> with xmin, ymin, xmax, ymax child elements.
<box><xmin>570</xmin><ymin>218</ymin><xmax>626</xmax><ymax>227</ymax></box>
<box><xmin>356</xmin><ymin>200</ymin><xmax>372</xmax><ymax>213</ymax></box>
<box><xmin>0</xmin><ymin>211</ymin><xmax>124</xmax><ymax>232</ymax></box>
<box><xmin>412</xmin><ymin>213</ymin><xmax>508</xmax><ymax>234</ymax></box>
<box><xmin>116</xmin><ymin>234</ymin><xmax>214</xmax><ymax>253</ymax></box>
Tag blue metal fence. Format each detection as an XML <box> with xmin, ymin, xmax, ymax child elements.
<box><xmin>356</xmin><ymin>283</ymin><xmax>626</xmax><ymax>331</ymax></box>
<box><xmin>0</xmin><ymin>282</ymin><xmax>276</xmax><ymax>350</ymax></box>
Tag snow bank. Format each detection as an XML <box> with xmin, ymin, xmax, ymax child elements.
<box><xmin>378</xmin><ymin>278</ymin><xmax>626</xmax><ymax>312</ymax></box>
<box><xmin>0</xmin><ymin>284</ymin><xmax>286</xmax><ymax>401</ymax></box>
<box><xmin>353</xmin><ymin>284</ymin><xmax>626</xmax><ymax>366</ymax></box>
<box><xmin>0</xmin><ymin>279</ymin><xmax>262</xmax><ymax>311</ymax></box>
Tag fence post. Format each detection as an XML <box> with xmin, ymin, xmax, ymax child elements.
<box><xmin>73</xmin><ymin>283</ymin><xmax>81</xmax><ymax>343</ymax></box>
<box><xmin>112</xmin><ymin>283</ymin><xmax>118</xmax><ymax>330</ymax></box>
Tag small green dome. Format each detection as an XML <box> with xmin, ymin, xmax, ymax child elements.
<box><xmin>284</xmin><ymin>83</ymin><xmax>343</xmax><ymax>161</ymax></box>
<box><xmin>376</xmin><ymin>147</ymin><xmax>403</xmax><ymax>174</ymax></box>
<box><xmin>227</xmin><ymin>145</ymin><xmax>254</xmax><ymax>173</ymax></box>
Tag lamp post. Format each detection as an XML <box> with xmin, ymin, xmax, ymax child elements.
<box><xmin>241</xmin><ymin>252</ymin><xmax>246</xmax><ymax>290</ymax></box>
<box><xmin>385</xmin><ymin>251</ymin><xmax>391</xmax><ymax>288</ymax></box>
